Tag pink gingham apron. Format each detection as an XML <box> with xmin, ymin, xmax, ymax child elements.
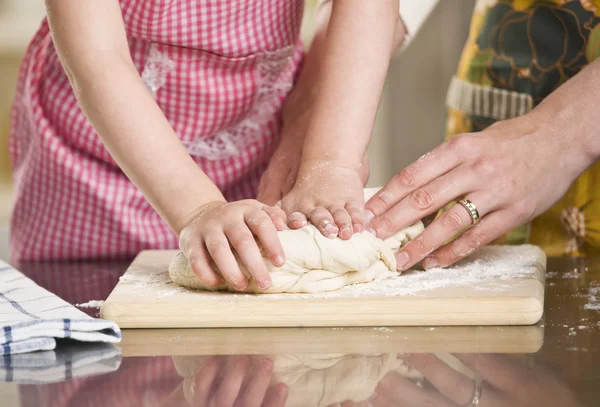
<box><xmin>10</xmin><ymin>0</ymin><xmax>304</xmax><ymax>261</ymax></box>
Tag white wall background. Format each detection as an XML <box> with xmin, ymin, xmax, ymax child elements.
<box><xmin>368</xmin><ymin>0</ymin><xmax>475</xmax><ymax>186</ymax></box>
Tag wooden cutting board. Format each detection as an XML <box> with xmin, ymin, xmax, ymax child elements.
<box><xmin>100</xmin><ymin>245</ymin><xmax>546</xmax><ymax>328</ymax></box>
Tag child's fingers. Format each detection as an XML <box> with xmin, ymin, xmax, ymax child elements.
<box><xmin>287</xmin><ymin>212</ymin><xmax>308</xmax><ymax>229</ymax></box>
<box><xmin>346</xmin><ymin>202</ymin><xmax>366</xmax><ymax>233</ymax></box>
<box><xmin>187</xmin><ymin>245</ymin><xmax>225</xmax><ymax>288</ymax></box>
<box><xmin>247</xmin><ymin>210</ymin><xmax>286</xmax><ymax>267</ymax></box>
<box><xmin>211</xmin><ymin>356</ymin><xmax>252</xmax><ymax>406</ymax></box>
<box><xmin>186</xmin><ymin>356</ymin><xmax>222</xmax><ymax>403</ymax></box>
<box><xmin>205</xmin><ymin>233</ymin><xmax>248</xmax><ymax>291</ymax></box>
<box><xmin>330</xmin><ymin>206</ymin><xmax>353</xmax><ymax>240</ymax></box>
<box><xmin>233</xmin><ymin>358</ymin><xmax>274</xmax><ymax>407</ymax></box>
<box><xmin>262</xmin><ymin>205</ymin><xmax>287</xmax><ymax>231</ymax></box>
<box><xmin>226</xmin><ymin>226</ymin><xmax>272</xmax><ymax>290</ymax></box>
<box><xmin>309</xmin><ymin>207</ymin><xmax>339</xmax><ymax>238</ymax></box>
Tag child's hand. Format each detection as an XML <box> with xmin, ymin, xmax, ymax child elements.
<box><xmin>178</xmin><ymin>200</ymin><xmax>287</xmax><ymax>291</ymax></box>
<box><xmin>278</xmin><ymin>161</ymin><xmax>366</xmax><ymax>240</ymax></box>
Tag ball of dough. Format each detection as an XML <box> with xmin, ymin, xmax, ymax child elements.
<box><xmin>169</xmin><ymin>187</ymin><xmax>424</xmax><ymax>293</ymax></box>
<box><xmin>169</xmin><ymin>221</ymin><xmax>423</xmax><ymax>293</ymax></box>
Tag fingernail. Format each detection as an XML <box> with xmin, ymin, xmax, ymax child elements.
<box><xmin>341</xmin><ymin>225</ymin><xmax>353</xmax><ymax>234</ymax></box>
<box><xmin>396</xmin><ymin>251</ymin><xmax>410</xmax><ymax>270</ymax></box>
<box><xmin>260</xmin><ymin>358</ymin><xmax>273</xmax><ymax>370</ymax></box>
<box><xmin>259</xmin><ymin>281</ymin><xmax>271</xmax><ymax>290</ymax></box>
<box><xmin>422</xmin><ymin>257</ymin><xmax>439</xmax><ymax>270</ymax></box>
<box><xmin>324</xmin><ymin>225</ymin><xmax>339</xmax><ymax>238</ymax></box>
<box><xmin>353</xmin><ymin>223</ymin><xmax>364</xmax><ymax>233</ymax></box>
<box><xmin>274</xmin><ymin>255</ymin><xmax>285</xmax><ymax>267</ymax></box>
<box><xmin>364</xmin><ymin>210</ymin><xmax>375</xmax><ymax>224</ymax></box>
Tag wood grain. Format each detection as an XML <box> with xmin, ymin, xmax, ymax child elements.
<box><xmin>101</xmin><ymin>246</ymin><xmax>546</xmax><ymax>328</ymax></box>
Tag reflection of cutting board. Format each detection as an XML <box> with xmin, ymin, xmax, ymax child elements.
<box><xmin>101</xmin><ymin>245</ymin><xmax>546</xmax><ymax>328</ymax></box>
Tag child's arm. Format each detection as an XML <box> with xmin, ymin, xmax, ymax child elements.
<box><xmin>280</xmin><ymin>0</ymin><xmax>402</xmax><ymax>239</ymax></box>
<box><xmin>45</xmin><ymin>0</ymin><xmax>284</xmax><ymax>289</ymax></box>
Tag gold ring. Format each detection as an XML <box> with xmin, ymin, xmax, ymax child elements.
<box><xmin>458</xmin><ymin>199</ymin><xmax>480</xmax><ymax>225</ymax></box>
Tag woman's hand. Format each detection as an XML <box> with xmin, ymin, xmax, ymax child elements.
<box><xmin>179</xmin><ymin>200</ymin><xmax>287</xmax><ymax>291</ymax></box>
<box><xmin>278</xmin><ymin>161</ymin><xmax>366</xmax><ymax>240</ymax></box>
<box><xmin>365</xmin><ymin>58</ymin><xmax>600</xmax><ymax>271</ymax></box>
<box><xmin>372</xmin><ymin>353</ymin><xmax>584</xmax><ymax>407</ymax></box>
<box><xmin>365</xmin><ymin>114</ymin><xmax>593</xmax><ymax>271</ymax></box>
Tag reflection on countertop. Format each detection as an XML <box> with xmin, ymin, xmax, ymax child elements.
<box><xmin>1</xmin><ymin>237</ymin><xmax>600</xmax><ymax>406</ymax></box>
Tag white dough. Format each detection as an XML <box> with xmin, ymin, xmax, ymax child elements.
<box><xmin>169</xmin><ymin>188</ymin><xmax>424</xmax><ymax>293</ymax></box>
<box><xmin>173</xmin><ymin>354</ymin><xmax>423</xmax><ymax>407</ymax></box>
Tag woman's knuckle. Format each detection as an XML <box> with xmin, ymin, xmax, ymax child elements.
<box><xmin>448</xmin><ymin>134</ymin><xmax>476</xmax><ymax>156</ymax></box>
<box><xmin>393</xmin><ymin>167</ymin><xmax>418</xmax><ymax>188</ymax></box>
<box><xmin>472</xmin><ymin>158</ymin><xmax>496</xmax><ymax>176</ymax></box>
<box><xmin>466</xmin><ymin>229</ymin><xmax>486</xmax><ymax>248</ymax></box>
<box><xmin>442</xmin><ymin>210</ymin><xmax>465</xmax><ymax>230</ymax></box>
<box><xmin>409</xmin><ymin>188</ymin><xmax>434</xmax><ymax>210</ymax></box>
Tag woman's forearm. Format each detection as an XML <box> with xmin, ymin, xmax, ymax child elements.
<box><xmin>45</xmin><ymin>0</ymin><xmax>224</xmax><ymax>234</ymax></box>
<box><xmin>531</xmin><ymin>57</ymin><xmax>600</xmax><ymax>170</ymax></box>
<box><xmin>300</xmin><ymin>0</ymin><xmax>401</xmax><ymax>169</ymax></box>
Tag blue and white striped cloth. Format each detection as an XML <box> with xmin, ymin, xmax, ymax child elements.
<box><xmin>2</xmin><ymin>342</ymin><xmax>122</xmax><ymax>384</ymax></box>
<box><xmin>1</xmin><ymin>260</ymin><xmax>121</xmax><ymax>355</ymax></box>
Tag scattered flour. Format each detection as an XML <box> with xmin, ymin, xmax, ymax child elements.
<box><xmin>119</xmin><ymin>246</ymin><xmax>545</xmax><ymax>300</ymax></box>
<box><xmin>584</xmin><ymin>286</ymin><xmax>600</xmax><ymax>311</ymax></box>
<box><xmin>76</xmin><ymin>300</ymin><xmax>105</xmax><ymax>308</ymax></box>
<box><xmin>546</xmin><ymin>271</ymin><xmax>582</xmax><ymax>280</ymax></box>
<box><xmin>373</xmin><ymin>327</ymin><xmax>392</xmax><ymax>332</ymax></box>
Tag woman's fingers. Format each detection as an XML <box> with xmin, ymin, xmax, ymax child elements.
<box><xmin>376</xmin><ymin>372</ymin><xmax>454</xmax><ymax>407</ymax></box>
<box><xmin>262</xmin><ymin>383</ymin><xmax>289</xmax><ymax>407</ymax></box>
<box><xmin>421</xmin><ymin>209</ymin><xmax>512</xmax><ymax>269</ymax></box>
<box><xmin>205</xmin><ymin>233</ymin><xmax>249</xmax><ymax>291</ymax></box>
<box><xmin>187</xmin><ymin>244</ymin><xmax>225</xmax><ymax>288</ymax></box>
<box><xmin>247</xmin><ymin>210</ymin><xmax>286</xmax><ymax>267</ymax></box>
<box><xmin>365</xmin><ymin>138</ymin><xmax>467</xmax><ymax>222</ymax></box>
<box><xmin>405</xmin><ymin>354</ymin><xmax>476</xmax><ymax>406</ymax></box>
<box><xmin>369</xmin><ymin>392</ymin><xmax>398</xmax><ymax>407</ymax></box>
<box><xmin>454</xmin><ymin>353</ymin><xmax>532</xmax><ymax>394</ymax></box>
<box><xmin>309</xmin><ymin>207</ymin><xmax>339</xmax><ymax>238</ymax></box>
<box><xmin>233</xmin><ymin>358</ymin><xmax>274</xmax><ymax>407</ymax></box>
<box><xmin>226</xmin><ymin>226</ymin><xmax>271</xmax><ymax>291</ymax></box>
<box><xmin>394</xmin><ymin>194</ymin><xmax>490</xmax><ymax>271</ymax></box>
<box><xmin>368</xmin><ymin>166</ymin><xmax>474</xmax><ymax>240</ymax></box>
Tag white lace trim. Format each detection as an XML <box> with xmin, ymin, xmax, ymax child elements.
<box><xmin>141</xmin><ymin>44</ymin><xmax>176</xmax><ymax>97</ymax></box>
<box><xmin>184</xmin><ymin>45</ymin><xmax>296</xmax><ymax>160</ymax></box>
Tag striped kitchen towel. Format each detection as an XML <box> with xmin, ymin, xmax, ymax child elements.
<box><xmin>1</xmin><ymin>342</ymin><xmax>122</xmax><ymax>384</ymax></box>
<box><xmin>0</xmin><ymin>260</ymin><xmax>121</xmax><ymax>355</ymax></box>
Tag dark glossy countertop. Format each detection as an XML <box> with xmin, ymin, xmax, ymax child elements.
<box><xmin>1</xmin><ymin>234</ymin><xmax>600</xmax><ymax>406</ymax></box>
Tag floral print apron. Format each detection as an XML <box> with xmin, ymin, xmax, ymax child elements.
<box><xmin>446</xmin><ymin>0</ymin><xmax>600</xmax><ymax>256</ymax></box>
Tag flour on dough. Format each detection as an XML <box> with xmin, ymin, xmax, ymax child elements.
<box><xmin>173</xmin><ymin>354</ymin><xmax>423</xmax><ymax>407</ymax></box>
<box><xmin>169</xmin><ymin>188</ymin><xmax>424</xmax><ymax>293</ymax></box>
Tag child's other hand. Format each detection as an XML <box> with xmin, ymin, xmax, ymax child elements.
<box><xmin>279</xmin><ymin>161</ymin><xmax>366</xmax><ymax>240</ymax></box>
<box><xmin>178</xmin><ymin>200</ymin><xmax>287</xmax><ymax>291</ymax></box>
